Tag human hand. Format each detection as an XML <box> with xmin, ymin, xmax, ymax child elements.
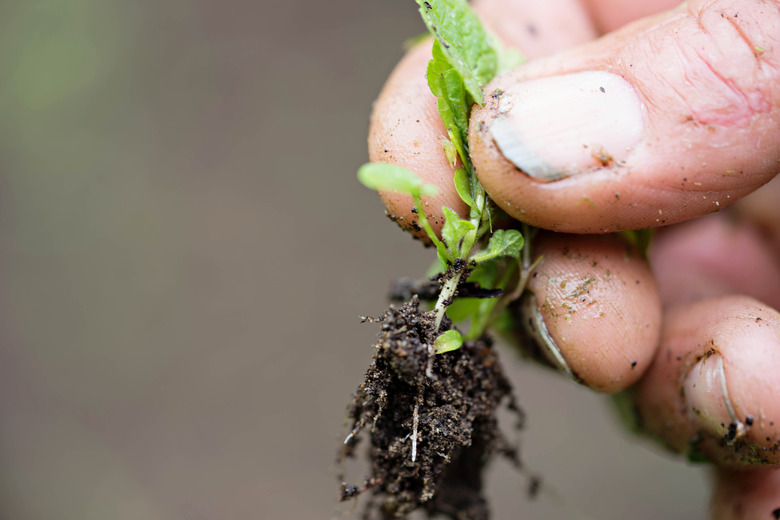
<box><xmin>367</xmin><ymin>0</ymin><xmax>780</xmax><ymax>515</ymax></box>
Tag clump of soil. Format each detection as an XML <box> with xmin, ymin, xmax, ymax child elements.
<box><xmin>337</xmin><ymin>296</ymin><xmax>523</xmax><ymax>519</ymax></box>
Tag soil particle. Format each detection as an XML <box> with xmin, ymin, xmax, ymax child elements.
<box><xmin>338</xmin><ymin>297</ymin><xmax>522</xmax><ymax>519</ymax></box>
<box><xmin>726</xmin><ymin>421</ymin><xmax>739</xmax><ymax>443</ymax></box>
<box><xmin>388</xmin><ymin>277</ymin><xmax>503</xmax><ymax>303</ymax></box>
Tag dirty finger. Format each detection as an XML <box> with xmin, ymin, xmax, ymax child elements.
<box><xmin>517</xmin><ymin>232</ymin><xmax>661</xmax><ymax>393</ymax></box>
<box><xmin>632</xmin><ymin>296</ymin><xmax>780</xmax><ymax>467</ymax></box>
<box><xmin>367</xmin><ymin>0</ymin><xmax>597</xmax><ymax>240</ymax></box>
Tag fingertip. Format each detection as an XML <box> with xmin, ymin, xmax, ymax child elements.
<box><xmin>634</xmin><ymin>296</ymin><xmax>780</xmax><ymax>467</ymax></box>
<box><xmin>469</xmin><ymin>0</ymin><xmax>780</xmax><ymax>233</ymax></box>
<box><xmin>580</xmin><ymin>0</ymin><xmax>681</xmax><ymax>33</ymax></box>
<box><xmin>473</xmin><ymin>0</ymin><xmax>597</xmax><ymax>56</ymax></box>
<box><xmin>368</xmin><ymin>40</ymin><xmax>468</xmax><ymax>240</ymax></box>
<box><xmin>649</xmin><ymin>213</ymin><xmax>780</xmax><ymax>310</ymax></box>
<box><xmin>711</xmin><ymin>468</ymin><xmax>780</xmax><ymax>519</ymax></box>
<box><xmin>524</xmin><ymin>233</ymin><xmax>661</xmax><ymax>392</ymax></box>
<box><xmin>366</xmin><ymin>0</ymin><xmax>602</xmax><ymax>241</ymax></box>
<box><xmin>735</xmin><ymin>174</ymin><xmax>780</xmax><ymax>257</ymax></box>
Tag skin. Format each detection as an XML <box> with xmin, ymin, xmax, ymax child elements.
<box><xmin>470</xmin><ymin>0</ymin><xmax>780</xmax><ymax>233</ymax></box>
<box><xmin>526</xmin><ymin>233</ymin><xmax>661</xmax><ymax>393</ymax></box>
<box><xmin>367</xmin><ymin>0</ymin><xmax>780</xmax><ymax>515</ymax></box>
<box><xmin>368</xmin><ymin>0</ymin><xmax>598</xmax><ymax>240</ymax></box>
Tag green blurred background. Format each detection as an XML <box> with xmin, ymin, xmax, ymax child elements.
<box><xmin>0</xmin><ymin>1</ymin><xmax>709</xmax><ymax>518</ymax></box>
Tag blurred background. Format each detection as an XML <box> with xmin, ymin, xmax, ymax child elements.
<box><xmin>0</xmin><ymin>1</ymin><xmax>709</xmax><ymax>518</ymax></box>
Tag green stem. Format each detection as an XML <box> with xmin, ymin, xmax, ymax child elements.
<box><xmin>507</xmin><ymin>223</ymin><xmax>536</xmax><ymax>300</ymax></box>
<box><xmin>464</xmin><ymin>260</ymin><xmax>515</xmax><ymax>341</ymax></box>
<box><xmin>459</xmin><ymin>184</ymin><xmax>488</xmax><ymax>257</ymax></box>
<box><xmin>468</xmin><ymin>223</ymin><xmax>542</xmax><ymax>339</ymax></box>
<box><xmin>414</xmin><ymin>195</ymin><xmax>453</xmax><ymax>262</ymax></box>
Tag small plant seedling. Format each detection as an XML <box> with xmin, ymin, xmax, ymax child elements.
<box><xmin>337</xmin><ymin>1</ymin><xmax>535</xmax><ymax>518</ymax></box>
<box><xmin>355</xmin><ymin>0</ymin><xmax>533</xmax><ymax>347</ymax></box>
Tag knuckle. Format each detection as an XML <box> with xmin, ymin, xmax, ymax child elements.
<box><xmin>673</xmin><ymin>0</ymin><xmax>780</xmax><ymax>126</ymax></box>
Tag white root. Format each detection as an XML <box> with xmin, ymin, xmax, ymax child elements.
<box><xmin>411</xmin><ymin>403</ymin><xmax>419</xmax><ymax>462</ymax></box>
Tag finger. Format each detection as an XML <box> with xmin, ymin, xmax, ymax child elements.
<box><xmin>473</xmin><ymin>0</ymin><xmax>596</xmax><ymax>56</ymax></box>
<box><xmin>649</xmin><ymin>213</ymin><xmax>780</xmax><ymax>310</ymax></box>
<box><xmin>368</xmin><ymin>41</ymin><xmax>468</xmax><ymax>240</ymax></box>
<box><xmin>367</xmin><ymin>0</ymin><xmax>597</xmax><ymax>240</ymax></box>
<box><xmin>580</xmin><ymin>0</ymin><xmax>681</xmax><ymax>33</ymax></box>
<box><xmin>711</xmin><ymin>468</ymin><xmax>780</xmax><ymax>519</ymax></box>
<box><xmin>470</xmin><ymin>0</ymin><xmax>780</xmax><ymax>233</ymax></box>
<box><xmin>632</xmin><ymin>296</ymin><xmax>780</xmax><ymax>467</ymax></box>
<box><xmin>520</xmin><ymin>233</ymin><xmax>661</xmax><ymax>393</ymax></box>
<box><xmin>734</xmin><ymin>173</ymin><xmax>780</xmax><ymax>257</ymax></box>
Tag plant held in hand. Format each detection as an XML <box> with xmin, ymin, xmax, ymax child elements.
<box><xmin>337</xmin><ymin>1</ymin><xmax>536</xmax><ymax>518</ymax></box>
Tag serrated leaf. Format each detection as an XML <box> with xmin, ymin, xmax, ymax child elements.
<box><xmin>427</xmin><ymin>41</ymin><xmax>470</xmax><ymax>167</ymax></box>
<box><xmin>471</xmin><ymin>229</ymin><xmax>524</xmax><ymax>263</ymax></box>
<box><xmin>441</xmin><ymin>206</ymin><xmax>474</xmax><ymax>256</ymax></box>
<box><xmin>433</xmin><ymin>329</ymin><xmax>463</xmax><ymax>354</ymax></box>
<box><xmin>416</xmin><ymin>0</ymin><xmax>497</xmax><ymax>105</ymax></box>
<box><xmin>357</xmin><ymin>162</ymin><xmax>438</xmax><ymax>197</ymax></box>
<box><xmin>453</xmin><ymin>168</ymin><xmax>477</xmax><ymax>210</ymax></box>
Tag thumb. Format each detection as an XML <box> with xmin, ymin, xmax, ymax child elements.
<box><xmin>470</xmin><ymin>0</ymin><xmax>780</xmax><ymax>233</ymax></box>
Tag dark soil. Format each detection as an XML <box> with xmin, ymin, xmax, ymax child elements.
<box><xmin>337</xmin><ymin>296</ymin><xmax>523</xmax><ymax>519</ymax></box>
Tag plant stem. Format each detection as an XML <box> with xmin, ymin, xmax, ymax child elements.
<box><xmin>460</xmin><ymin>185</ymin><xmax>487</xmax><ymax>256</ymax></box>
<box><xmin>432</xmin><ymin>183</ymin><xmax>487</xmax><ymax>333</ymax></box>
<box><xmin>433</xmin><ymin>269</ymin><xmax>463</xmax><ymax>331</ymax></box>
<box><xmin>467</xmin><ymin>224</ymin><xmax>541</xmax><ymax>339</ymax></box>
<box><xmin>414</xmin><ymin>195</ymin><xmax>452</xmax><ymax>262</ymax></box>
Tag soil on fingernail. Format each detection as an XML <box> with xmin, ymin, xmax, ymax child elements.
<box><xmin>337</xmin><ymin>296</ymin><xmax>523</xmax><ymax>519</ymax></box>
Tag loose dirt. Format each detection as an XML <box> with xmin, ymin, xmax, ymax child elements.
<box><xmin>337</xmin><ymin>296</ymin><xmax>523</xmax><ymax>519</ymax></box>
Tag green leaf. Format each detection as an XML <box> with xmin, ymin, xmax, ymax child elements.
<box><xmin>357</xmin><ymin>162</ymin><xmax>438</xmax><ymax>197</ymax></box>
<box><xmin>453</xmin><ymin>168</ymin><xmax>477</xmax><ymax>210</ymax></box>
<box><xmin>416</xmin><ymin>0</ymin><xmax>498</xmax><ymax>105</ymax></box>
<box><xmin>470</xmin><ymin>229</ymin><xmax>524</xmax><ymax>263</ymax></box>
<box><xmin>436</xmin><ymin>241</ymin><xmax>452</xmax><ymax>269</ymax></box>
<box><xmin>467</xmin><ymin>260</ymin><xmax>499</xmax><ymax>287</ymax></box>
<box><xmin>686</xmin><ymin>435</ymin><xmax>711</xmax><ymax>464</ymax></box>
<box><xmin>433</xmin><ymin>329</ymin><xmax>463</xmax><ymax>354</ymax></box>
<box><xmin>441</xmin><ymin>206</ymin><xmax>475</xmax><ymax>257</ymax></box>
<box><xmin>464</xmin><ymin>298</ymin><xmax>500</xmax><ymax>340</ymax></box>
<box><xmin>489</xmin><ymin>308</ymin><xmax>516</xmax><ymax>337</ymax></box>
<box><xmin>403</xmin><ymin>32</ymin><xmax>431</xmax><ymax>51</ymax></box>
<box><xmin>446</xmin><ymin>261</ymin><xmax>499</xmax><ymax>327</ymax></box>
<box><xmin>444</xmin><ymin>297</ymin><xmax>482</xmax><ymax>322</ymax></box>
<box><xmin>427</xmin><ymin>41</ymin><xmax>470</xmax><ymax>168</ymax></box>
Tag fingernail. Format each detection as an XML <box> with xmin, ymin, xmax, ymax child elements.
<box><xmin>520</xmin><ymin>293</ymin><xmax>578</xmax><ymax>383</ymax></box>
<box><xmin>489</xmin><ymin>71</ymin><xmax>644</xmax><ymax>181</ymax></box>
<box><xmin>684</xmin><ymin>354</ymin><xmax>746</xmax><ymax>444</ymax></box>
